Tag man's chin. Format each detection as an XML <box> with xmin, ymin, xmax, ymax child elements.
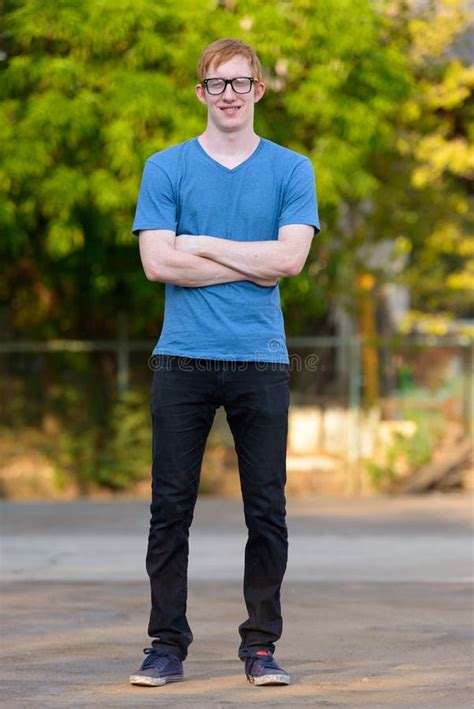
<box><xmin>213</xmin><ymin>116</ymin><xmax>250</xmax><ymax>133</ymax></box>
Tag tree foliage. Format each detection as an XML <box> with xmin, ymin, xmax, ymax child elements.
<box><xmin>1</xmin><ymin>0</ymin><xmax>472</xmax><ymax>491</ymax></box>
<box><xmin>1</xmin><ymin>0</ymin><xmax>472</xmax><ymax>342</ymax></box>
<box><xmin>393</xmin><ymin>0</ymin><xmax>474</xmax><ymax>322</ymax></box>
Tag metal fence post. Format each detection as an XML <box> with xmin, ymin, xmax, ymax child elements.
<box><xmin>117</xmin><ymin>313</ymin><xmax>129</xmax><ymax>395</ymax></box>
<box><xmin>347</xmin><ymin>335</ymin><xmax>362</xmax><ymax>495</ymax></box>
<box><xmin>469</xmin><ymin>342</ymin><xmax>474</xmax><ymax>443</ymax></box>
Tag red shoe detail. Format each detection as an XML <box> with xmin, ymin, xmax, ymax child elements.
<box><xmin>256</xmin><ymin>650</ymin><xmax>270</xmax><ymax>655</ymax></box>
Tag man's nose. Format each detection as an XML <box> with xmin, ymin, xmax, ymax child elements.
<box><xmin>222</xmin><ymin>82</ymin><xmax>236</xmax><ymax>99</ymax></box>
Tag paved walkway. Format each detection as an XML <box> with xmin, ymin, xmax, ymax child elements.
<box><xmin>1</xmin><ymin>493</ymin><xmax>473</xmax><ymax>707</ymax></box>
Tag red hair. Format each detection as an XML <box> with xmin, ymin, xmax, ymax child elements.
<box><xmin>197</xmin><ymin>38</ymin><xmax>263</xmax><ymax>82</ymax></box>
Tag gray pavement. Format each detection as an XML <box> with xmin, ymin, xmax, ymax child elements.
<box><xmin>1</xmin><ymin>493</ymin><xmax>473</xmax><ymax>707</ymax></box>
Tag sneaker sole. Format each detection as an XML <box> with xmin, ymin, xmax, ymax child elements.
<box><xmin>129</xmin><ymin>673</ymin><xmax>184</xmax><ymax>687</ymax></box>
<box><xmin>247</xmin><ymin>673</ymin><xmax>290</xmax><ymax>686</ymax></box>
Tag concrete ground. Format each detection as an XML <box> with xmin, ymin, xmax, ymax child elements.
<box><xmin>1</xmin><ymin>493</ymin><xmax>473</xmax><ymax>707</ymax></box>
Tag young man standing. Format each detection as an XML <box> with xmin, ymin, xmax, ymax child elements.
<box><xmin>129</xmin><ymin>38</ymin><xmax>319</xmax><ymax>688</ymax></box>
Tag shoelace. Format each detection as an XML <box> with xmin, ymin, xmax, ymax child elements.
<box><xmin>141</xmin><ymin>648</ymin><xmax>174</xmax><ymax>671</ymax></box>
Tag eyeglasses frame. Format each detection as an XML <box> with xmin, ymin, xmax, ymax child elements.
<box><xmin>201</xmin><ymin>76</ymin><xmax>258</xmax><ymax>95</ymax></box>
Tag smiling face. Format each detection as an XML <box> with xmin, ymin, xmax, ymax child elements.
<box><xmin>195</xmin><ymin>55</ymin><xmax>265</xmax><ymax>135</ymax></box>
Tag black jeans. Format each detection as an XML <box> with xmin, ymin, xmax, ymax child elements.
<box><xmin>146</xmin><ymin>354</ymin><xmax>289</xmax><ymax>661</ymax></box>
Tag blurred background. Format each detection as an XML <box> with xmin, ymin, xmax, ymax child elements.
<box><xmin>1</xmin><ymin>0</ymin><xmax>473</xmax><ymax>499</ymax></box>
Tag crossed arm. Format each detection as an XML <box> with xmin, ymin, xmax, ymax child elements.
<box><xmin>138</xmin><ymin>224</ymin><xmax>315</xmax><ymax>288</ymax></box>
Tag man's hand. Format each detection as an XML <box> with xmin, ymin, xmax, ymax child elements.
<box><xmin>253</xmin><ymin>276</ymin><xmax>279</xmax><ymax>287</ymax></box>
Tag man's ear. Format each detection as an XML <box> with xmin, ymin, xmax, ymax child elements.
<box><xmin>195</xmin><ymin>83</ymin><xmax>207</xmax><ymax>106</ymax></box>
<box><xmin>254</xmin><ymin>82</ymin><xmax>266</xmax><ymax>104</ymax></box>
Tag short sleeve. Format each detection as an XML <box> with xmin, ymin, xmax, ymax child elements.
<box><xmin>278</xmin><ymin>158</ymin><xmax>320</xmax><ymax>234</ymax></box>
<box><xmin>131</xmin><ymin>159</ymin><xmax>177</xmax><ymax>236</ymax></box>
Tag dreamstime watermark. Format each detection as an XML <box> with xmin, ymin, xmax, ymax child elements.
<box><xmin>147</xmin><ymin>338</ymin><xmax>326</xmax><ymax>373</ymax></box>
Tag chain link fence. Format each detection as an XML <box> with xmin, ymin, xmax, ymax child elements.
<box><xmin>0</xmin><ymin>335</ymin><xmax>472</xmax><ymax>496</ymax></box>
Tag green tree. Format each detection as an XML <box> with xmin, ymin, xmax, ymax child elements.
<box><xmin>2</xmin><ymin>0</ymin><xmax>472</xmax><ymax>488</ymax></box>
<box><xmin>1</xmin><ymin>0</ymin><xmax>416</xmax><ymax>341</ymax></box>
<box><xmin>369</xmin><ymin>0</ymin><xmax>474</xmax><ymax>332</ymax></box>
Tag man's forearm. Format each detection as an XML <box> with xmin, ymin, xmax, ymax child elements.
<box><xmin>179</xmin><ymin>235</ymin><xmax>296</xmax><ymax>279</ymax></box>
<box><xmin>152</xmin><ymin>249</ymin><xmax>275</xmax><ymax>288</ymax></box>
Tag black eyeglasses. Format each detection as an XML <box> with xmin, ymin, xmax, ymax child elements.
<box><xmin>201</xmin><ymin>77</ymin><xmax>257</xmax><ymax>95</ymax></box>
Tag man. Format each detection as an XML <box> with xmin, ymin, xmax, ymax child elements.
<box><xmin>129</xmin><ymin>38</ymin><xmax>319</xmax><ymax>688</ymax></box>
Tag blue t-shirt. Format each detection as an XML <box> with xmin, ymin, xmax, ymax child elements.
<box><xmin>132</xmin><ymin>137</ymin><xmax>319</xmax><ymax>363</ymax></box>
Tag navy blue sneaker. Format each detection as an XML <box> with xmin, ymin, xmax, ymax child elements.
<box><xmin>244</xmin><ymin>650</ymin><xmax>290</xmax><ymax>686</ymax></box>
<box><xmin>129</xmin><ymin>647</ymin><xmax>184</xmax><ymax>686</ymax></box>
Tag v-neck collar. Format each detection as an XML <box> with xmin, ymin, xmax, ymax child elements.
<box><xmin>193</xmin><ymin>136</ymin><xmax>265</xmax><ymax>173</ymax></box>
